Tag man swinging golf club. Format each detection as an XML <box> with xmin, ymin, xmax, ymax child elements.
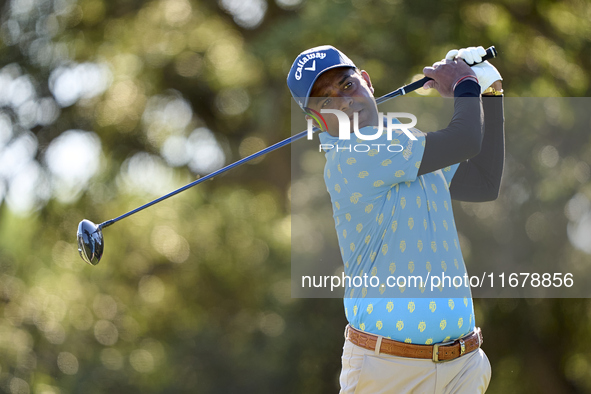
<box><xmin>287</xmin><ymin>45</ymin><xmax>504</xmax><ymax>393</ymax></box>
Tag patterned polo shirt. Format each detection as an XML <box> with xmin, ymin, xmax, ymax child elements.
<box><xmin>318</xmin><ymin>123</ymin><xmax>475</xmax><ymax>345</ymax></box>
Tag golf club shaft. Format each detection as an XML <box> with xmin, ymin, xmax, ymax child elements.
<box><xmin>99</xmin><ymin>46</ymin><xmax>497</xmax><ymax>230</ymax></box>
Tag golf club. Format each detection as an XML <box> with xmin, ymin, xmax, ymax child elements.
<box><xmin>77</xmin><ymin>46</ymin><xmax>498</xmax><ymax>266</ymax></box>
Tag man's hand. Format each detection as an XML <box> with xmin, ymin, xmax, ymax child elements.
<box><xmin>422</xmin><ymin>58</ymin><xmax>477</xmax><ymax>98</ymax></box>
<box><xmin>446</xmin><ymin>46</ymin><xmax>502</xmax><ymax>93</ymax></box>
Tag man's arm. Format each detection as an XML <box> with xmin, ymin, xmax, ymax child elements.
<box><xmin>449</xmin><ymin>94</ymin><xmax>504</xmax><ymax>202</ymax></box>
<box><xmin>417</xmin><ymin>87</ymin><xmax>505</xmax><ymax>202</ymax></box>
<box><xmin>417</xmin><ymin>46</ymin><xmax>505</xmax><ymax>202</ymax></box>
<box><xmin>417</xmin><ymin>80</ymin><xmax>484</xmax><ymax>175</ymax></box>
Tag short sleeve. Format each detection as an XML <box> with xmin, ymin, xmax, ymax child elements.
<box><xmin>338</xmin><ymin>127</ymin><xmax>426</xmax><ymax>197</ymax></box>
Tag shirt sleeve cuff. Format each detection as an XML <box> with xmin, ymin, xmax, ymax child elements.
<box><xmin>454</xmin><ymin>80</ymin><xmax>480</xmax><ymax>98</ymax></box>
<box><xmin>407</xmin><ymin>132</ymin><xmax>427</xmax><ymax>182</ymax></box>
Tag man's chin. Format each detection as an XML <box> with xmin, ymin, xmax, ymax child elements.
<box><xmin>356</xmin><ymin>119</ymin><xmax>378</xmax><ymax>130</ymax></box>
<box><xmin>351</xmin><ymin>110</ymin><xmax>366</xmax><ymax>129</ymax></box>
<box><xmin>355</xmin><ymin>109</ymin><xmax>381</xmax><ymax>130</ymax></box>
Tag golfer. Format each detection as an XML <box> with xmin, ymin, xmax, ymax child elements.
<box><xmin>287</xmin><ymin>45</ymin><xmax>504</xmax><ymax>393</ymax></box>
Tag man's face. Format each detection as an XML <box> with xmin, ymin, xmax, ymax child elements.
<box><xmin>307</xmin><ymin>68</ymin><xmax>379</xmax><ymax>137</ymax></box>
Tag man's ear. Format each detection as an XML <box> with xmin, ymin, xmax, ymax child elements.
<box><xmin>360</xmin><ymin>70</ymin><xmax>374</xmax><ymax>94</ymax></box>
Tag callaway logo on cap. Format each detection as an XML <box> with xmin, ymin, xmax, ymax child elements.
<box><xmin>287</xmin><ymin>45</ymin><xmax>357</xmax><ymax>109</ymax></box>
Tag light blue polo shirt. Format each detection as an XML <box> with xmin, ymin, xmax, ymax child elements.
<box><xmin>319</xmin><ymin>123</ymin><xmax>475</xmax><ymax>345</ymax></box>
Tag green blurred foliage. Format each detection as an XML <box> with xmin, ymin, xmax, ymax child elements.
<box><xmin>0</xmin><ymin>0</ymin><xmax>590</xmax><ymax>393</ymax></box>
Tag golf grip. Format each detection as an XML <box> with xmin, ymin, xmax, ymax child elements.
<box><xmin>377</xmin><ymin>46</ymin><xmax>497</xmax><ymax>103</ymax></box>
<box><xmin>98</xmin><ymin>46</ymin><xmax>497</xmax><ymax>230</ymax></box>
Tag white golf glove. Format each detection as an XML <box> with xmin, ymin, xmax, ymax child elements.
<box><xmin>445</xmin><ymin>46</ymin><xmax>502</xmax><ymax>93</ymax></box>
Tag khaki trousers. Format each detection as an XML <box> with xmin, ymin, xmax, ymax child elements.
<box><xmin>339</xmin><ymin>336</ymin><xmax>492</xmax><ymax>394</ymax></box>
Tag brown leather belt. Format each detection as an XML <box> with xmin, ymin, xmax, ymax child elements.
<box><xmin>346</xmin><ymin>325</ymin><xmax>483</xmax><ymax>363</ymax></box>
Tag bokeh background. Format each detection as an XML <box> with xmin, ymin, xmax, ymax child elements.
<box><xmin>0</xmin><ymin>0</ymin><xmax>590</xmax><ymax>393</ymax></box>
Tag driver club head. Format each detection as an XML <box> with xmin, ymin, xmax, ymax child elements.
<box><xmin>77</xmin><ymin>219</ymin><xmax>104</xmax><ymax>266</ymax></box>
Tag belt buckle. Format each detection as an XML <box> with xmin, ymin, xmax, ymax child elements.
<box><xmin>432</xmin><ymin>340</ymin><xmax>452</xmax><ymax>363</ymax></box>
